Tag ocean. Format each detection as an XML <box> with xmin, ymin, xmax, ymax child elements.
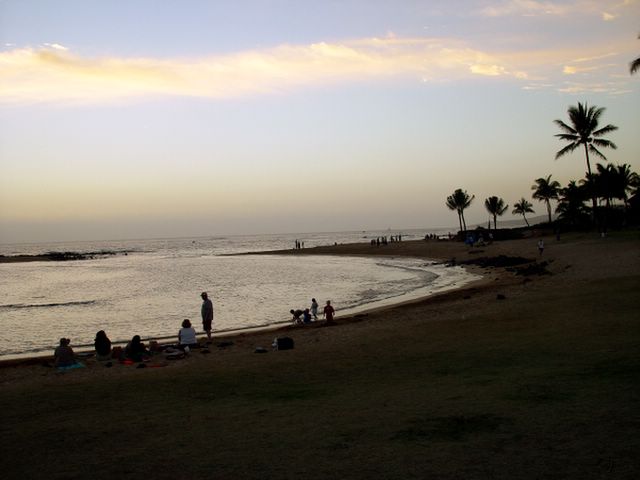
<box><xmin>0</xmin><ymin>229</ymin><xmax>478</xmax><ymax>359</ymax></box>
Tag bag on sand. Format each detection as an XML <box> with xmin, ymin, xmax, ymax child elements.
<box><xmin>273</xmin><ymin>337</ymin><xmax>294</xmax><ymax>351</ymax></box>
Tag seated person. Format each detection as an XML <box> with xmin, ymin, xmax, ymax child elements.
<box><xmin>124</xmin><ymin>335</ymin><xmax>150</xmax><ymax>362</ymax></box>
<box><xmin>302</xmin><ymin>308</ymin><xmax>312</xmax><ymax>324</ymax></box>
<box><xmin>94</xmin><ymin>330</ymin><xmax>112</xmax><ymax>361</ymax></box>
<box><xmin>290</xmin><ymin>309</ymin><xmax>304</xmax><ymax>324</ymax></box>
<box><xmin>54</xmin><ymin>338</ymin><xmax>81</xmax><ymax>368</ymax></box>
<box><xmin>178</xmin><ymin>319</ymin><xmax>198</xmax><ymax>350</ymax></box>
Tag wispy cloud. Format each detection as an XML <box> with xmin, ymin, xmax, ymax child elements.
<box><xmin>480</xmin><ymin>0</ymin><xmax>637</xmax><ymax>18</ymax></box>
<box><xmin>0</xmin><ymin>35</ymin><xmax>635</xmax><ymax>104</ymax></box>
<box><xmin>0</xmin><ymin>39</ymin><xmax>527</xmax><ymax>104</ymax></box>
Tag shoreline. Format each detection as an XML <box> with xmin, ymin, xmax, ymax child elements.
<box><xmin>0</xmin><ymin>238</ymin><xmax>514</xmax><ymax>367</ymax></box>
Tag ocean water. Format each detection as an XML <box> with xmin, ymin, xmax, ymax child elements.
<box><xmin>0</xmin><ymin>229</ymin><xmax>478</xmax><ymax>358</ymax></box>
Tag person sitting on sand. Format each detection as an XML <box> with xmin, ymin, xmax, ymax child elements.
<box><xmin>94</xmin><ymin>330</ymin><xmax>112</xmax><ymax>361</ymax></box>
<box><xmin>124</xmin><ymin>335</ymin><xmax>150</xmax><ymax>362</ymax></box>
<box><xmin>54</xmin><ymin>338</ymin><xmax>81</xmax><ymax>368</ymax></box>
<box><xmin>290</xmin><ymin>309</ymin><xmax>304</xmax><ymax>324</ymax></box>
<box><xmin>178</xmin><ymin>319</ymin><xmax>198</xmax><ymax>350</ymax></box>
<box><xmin>323</xmin><ymin>300</ymin><xmax>335</xmax><ymax>325</ymax></box>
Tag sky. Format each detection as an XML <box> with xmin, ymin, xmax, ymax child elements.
<box><xmin>1</xmin><ymin>0</ymin><xmax>639</xmax><ymax>243</ymax></box>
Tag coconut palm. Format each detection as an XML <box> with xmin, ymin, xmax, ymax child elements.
<box><xmin>446</xmin><ymin>189</ymin><xmax>474</xmax><ymax>233</ymax></box>
<box><xmin>512</xmin><ymin>198</ymin><xmax>535</xmax><ymax>227</ymax></box>
<box><xmin>532</xmin><ymin>175</ymin><xmax>561</xmax><ymax>224</ymax></box>
<box><xmin>554</xmin><ymin>102</ymin><xmax>618</xmax><ymax>216</ymax></box>
<box><xmin>484</xmin><ymin>196</ymin><xmax>508</xmax><ymax>230</ymax></box>
<box><xmin>611</xmin><ymin>164</ymin><xmax>639</xmax><ymax>211</ymax></box>
<box><xmin>556</xmin><ymin>180</ymin><xmax>589</xmax><ymax>227</ymax></box>
<box><xmin>631</xmin><ymin>34</ymin><xmax>640</xmax><ymax>75</ymax></box>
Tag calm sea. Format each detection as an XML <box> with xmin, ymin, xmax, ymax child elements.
<box><xmin>0</xmin><ymin>229</ymin><xmax>478</xmax><ymax>359</ymax></box>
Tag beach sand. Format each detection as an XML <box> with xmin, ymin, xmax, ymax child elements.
<box><xmin>1</xmin><ymin>231</ymin><xmax>638</xmax><ymax>479</ymax></box>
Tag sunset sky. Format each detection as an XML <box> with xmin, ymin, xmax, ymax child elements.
<box><xmin>1</xmin><ymin>0</ymin><xmax>639</xmax><ymax>243</ymax></box>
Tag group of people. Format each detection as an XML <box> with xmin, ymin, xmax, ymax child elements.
<box><xmin>370</xmin><ymin>234</ymin><xmax>403</xmax><ymax>246</ymax></box>
<box><xmin>53</xmin><ymin>291</ymin><xmax>216</xmax><ymax>368</ymax></box>
<box><xmin>290</xmin><ymin>298</ymin><xmax>335</xmax><ymax>325</ymax></box>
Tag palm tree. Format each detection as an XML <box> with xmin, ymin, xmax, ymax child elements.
<box><xmin>446</xmin><ymin>189</ymin><xmax>474</xmax><ymax>233</ymax></box>
<box><xmin>611</xmin><ymin>164</ymin><xmax>639</xmax><ymax>211</ymax></box>
<box><xmin>484</xmin><ymin>196</ymin><xmax>508</xmax><ymax>230</ymax></box>
<box><xmin>556</xmin><ymin>180</ymin><xmax>589</xmax><ymax>227</ymax></box>
<box><xmin>554</xmin><ymin>102</ymin><xmax>618</xmax><ymax>215</ymax></box>
<box><xmin>512</xmin><ymin>198</ymin><xmax>535</xmax><ymax>227</ymax></box>
<box><xmin>631</xmin><ymin>34</ymin><xmax>640</xmax><ymax>75</ymax></box>
<box><xmin>532</xmin><ymin>175</ymin><xmax>561</xmax><ymax>224</ymax></box>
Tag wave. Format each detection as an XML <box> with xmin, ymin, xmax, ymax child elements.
<box><xmin>0</xmin><ymin>300</ymin><xmax>97</xmax><ymax>310</ymax></box>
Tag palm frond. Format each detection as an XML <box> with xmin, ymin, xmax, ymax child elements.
<box><xmin>553</xmin><ymin>119</ymin><xmax>576</xmax><ymax>134</ymax></box>
<box><xmin>555</xmin><ymin>142</ymin><xmax>579</xmax><ymax>159</ymax></box>
<box><xmin>593</xmin><ymin>124</ymin><xmax>618</xmax><ymax>136</ymax></box>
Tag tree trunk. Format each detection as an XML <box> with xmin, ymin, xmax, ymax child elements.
<box><xmin>584</xmin><ymin>144</ymin><xmax>598</xmax><ymax>225</ymax></box>
<box><xmin>546</xmin><ymin>200</ymin><xmax>552</xmax><ymax>224</ymax></box>
<box><xmin>457</xmin><ymin>212</ymin><xmax>463</xmax><ymax>233</ymax></box>
<box><xmin>493</xmin><ymin>214</ymin><xmax>497</xmax><ymax>230</ymax></box>
<box><xmin>523</xmin><ymin>214</ymin><xmax>530</xmax><ymax>227</ymax></box>
<box><xmin>461</xmin><ymin>211</ymin><xmax>467</xmax><ymax>231</ymax></box>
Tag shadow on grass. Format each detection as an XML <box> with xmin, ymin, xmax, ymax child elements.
<box><xmin>392</xmin><ymin>414</ymin><xmax>510</xmax><ymax>443</ymax></box>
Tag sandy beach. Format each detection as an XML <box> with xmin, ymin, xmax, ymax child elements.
<box><xmin>1</xmin><ymin>231</ymin><xmax>639</xmax><ymax>479</ymax></box>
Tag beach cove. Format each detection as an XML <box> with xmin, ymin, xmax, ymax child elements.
<box><xmin>1</xmin><ymin>232</ymin><xmax>639</xmax><ymax>479</ymax></box>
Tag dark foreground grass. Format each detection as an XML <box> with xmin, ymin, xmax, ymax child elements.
<box><xmin>1</xmin><ymin>261</ymin><xmax>639</xmax><ymax>478</ymax></box>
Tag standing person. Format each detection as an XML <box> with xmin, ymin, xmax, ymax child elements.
<box><xmin>201</xmin><ymin>292</ymin><xmax>214</xmax><ymax>343</ymax></box>
<box><xmin>323</xmin><ymin>300</ymin><xmax>335</xmax><ymax>325</ymax></box>
<box><xmin>310</xmin><ymin>298</ymin><xmax>319</xmax><ymax>320</ymax></box>
<box><xmin>538</xmin><ymin>239</ymin><xmax>545</xmax><ymax>255</ymax></box>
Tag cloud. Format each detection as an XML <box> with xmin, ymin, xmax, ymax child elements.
<box><xmin>480</xmin><ymin>0</ymin><xmax>637</xmax><ymax>18</ymax></box>
<box><xmin>0</xmin><ymin>34</ymin><xmax>636</xmax><ymax>104</ymax></box>
<box><xmin>43</xmin><ymin>43</ymin><xmax>68</xmax><ymax>51</ymax></box>
<box><xmin>0</xmin><ymin>39</ymin><xmax>527</xmax><ymax>104</ymax></box>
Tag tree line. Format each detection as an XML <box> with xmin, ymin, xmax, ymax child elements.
<box><xmin>446</xmin><ymin>101</ymin><xmax>639</xmax><ymax>233</ymax></box>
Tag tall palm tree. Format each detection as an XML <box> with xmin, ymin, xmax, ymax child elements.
<box><xmin>532</xmin><ymin>175</ymin><xmax>561</xmax><ymax>224</ymax></box>
<box><xmin>631</xmin><ymin>34</ymin><xmax>640</xmax><ymax>75</ymax></box>
<box><xmin>484</xmin><ymin>196</ymin><xmax>508</xmax><ymax>230</ymax></box>
<box><xmin>554</xmin><ymin>102</ymin><xmax>618</xmax><ymax>215</ymax></box>
<box><xmin>512</xmin><ymin>198</ymin><xmax>535</xmax><ymax>227</ymax></box>
<box><xmin>446</xmin><ymin>189</ymin><xmax>474</xmax><ymax>233</ymax></box>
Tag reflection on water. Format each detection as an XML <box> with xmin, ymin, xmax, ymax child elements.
<box><xmin>0</xmin><ymin>231</ymin><xmax>477</xmax><ymax>358</ymax></box>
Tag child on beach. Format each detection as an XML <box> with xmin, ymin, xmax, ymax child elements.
<box><xmin>323</xmin><ymin>300</ymin><xmax>335</xmax><ymax>325</ymax></box>
<box><xmin>290</xmin><ymin>309</ymin><xmax>304</xmax><ymax>324</ymax></box>
<box><xmin>303</xmin><ymin>308</ymin><xmax>312</xmax><ymax>324</ymax></box>
<box><xmin>310</xmin><ymin>298</ymin><xmax>319</xmax><ymax>320</ymax></box>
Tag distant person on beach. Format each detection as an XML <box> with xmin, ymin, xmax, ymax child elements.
<box><xmin>323</xmin><ymin>300</ymin><xmax>335</xmax><ymax>324</ymax></box>
<box><xmin>538</xmin><ymin>239</ymin><xmax>545</xmax><ymax>255</ymax></box>
<box><xmin>201</xmin><ymin>292</ymin><xmax>214</xmax><ymax>343</ymax></box>
<box><xmin>54</xmin><ymin>337</ymin><xmax>80</xmax><ymax>368</ymax></box>
<box><xmin>310</xmin><ymin>298</ymin><xmax>319</xmax><ymax>320</ymax></box>
<box><xmin>303</xmin><ymin>308</ymin><xmax>312</xmax><ymax>324</ymax></box>
<box><xmin>94</xmin><ymin>330</ymin><xmax>112</xmax><ymax>361</ymax></box>
<box><xmin>178</xmin><ymin>319</ymin><xmax>198</xmax><ymax>351</ymax></box>
<box><xmin>290</xmin><ymin>309</ymin><xmax>304</xmax><ymax>324</ymax></box>
<box><xmin>124</xmin><ymin>335</ymin><xmax>150</xmax><ymax>362</ymax></box>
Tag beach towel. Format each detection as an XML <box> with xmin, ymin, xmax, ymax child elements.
<box><xmin>56</xmin><ymin>362</ymin><xmax>85</xmax><ymax>371</ymax></box>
